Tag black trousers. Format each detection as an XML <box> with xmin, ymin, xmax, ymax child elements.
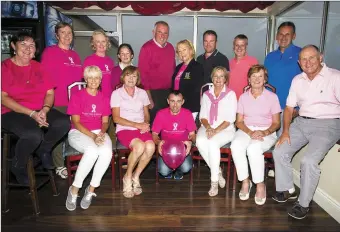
<box><xmin>149</xmin><ymin>89</ymin><xmax>171</xmax><ymax>126</ymax></box>
<box><xmin>2</xmin><ymin>108</ymin><xmax>70</xmax><ymax>169</ymax></box>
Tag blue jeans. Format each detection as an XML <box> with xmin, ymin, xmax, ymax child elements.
<box><xmin>158</xmin><ymin>156</ymin><xmax>192</xmax><ymax>176</ymax></box>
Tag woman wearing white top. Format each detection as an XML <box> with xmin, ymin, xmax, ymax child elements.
<box><xmin>196</xmin><ymin>66</ymin><xmax>237</xmax><ymax>197</ymax></box>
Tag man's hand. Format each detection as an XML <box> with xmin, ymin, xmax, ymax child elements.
<box><xmin>276</xmin><ymin>132</ymin><xmax>291</xmax><ymax>148</ymax></box>
<box><xmin>183</xmin><ymin>141</ymin><xmax>192</xmax><ymax>156</ymax></box>
<box><xmin>158</xmin><ymin>140</ymin><xmax>165</xmax><ymax>156</ymax></box>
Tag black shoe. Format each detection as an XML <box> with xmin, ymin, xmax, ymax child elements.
<box><xmin>11</xmin><ymin>158</ymin><xmax>28</xmax><ymax>185</ymax></box>
<box><xmin>272</xmin><ymin>191</ymin><xmax>298</xmax><ymax>203</ymax></box>
<box><xmin>288</xmin><ymin>201</ymin><xmax>309</xmax><ymax>219</ymax></box>
<box><xmin>38</xmin><ymin>153</ymin><xmax>54</xmax><ymax>169</ymax></box>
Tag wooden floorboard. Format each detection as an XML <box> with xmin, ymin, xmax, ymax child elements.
<box><xmin>2</xmin><ymin>164</ymin><xmax>340</xmax><ymax>231</ymax></box>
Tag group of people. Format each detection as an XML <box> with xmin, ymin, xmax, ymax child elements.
<box><xmin>1</xmin><ymin>20</ymin><xmax>339</xmax><ymax>220</ymax></box>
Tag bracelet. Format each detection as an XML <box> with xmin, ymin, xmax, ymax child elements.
<box><xmin>29</xmin><ymin>110</ymin><xmax>36</xmax><ymax>117</ymax></box>
<box><xmin>43</xmin><ymin>104</ymin><xmax>51</xmax><ymax>109</ymax></box>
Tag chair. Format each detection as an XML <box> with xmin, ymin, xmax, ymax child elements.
<box><xmin>115</xmin><ymin>139</ymin><xmax>159</xmax><ymax>188</ymax></box>
<box><xmin>190</xmin><ymin>83</ymin><xmax>237</xmax><ymax>190</ymax></box>
<box><xmin>1</xmin><ymin>129</ymin><xmax>59</xmax><ymax>215</ymax></box>
<box><xmin>63</xmin><ymin>82</ymin><xmax>116</xmax><ymax>190</ymax></box>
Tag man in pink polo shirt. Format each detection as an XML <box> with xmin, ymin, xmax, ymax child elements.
<box><xmin>273</xmin><ymin>45</ymin><xmax>340</xmax><ymax>220</ymax></box>
<box><xmin>152</xmin><ymin>90</ymin><xmax>196</xmax><ymax>180</ymax></box>
<box><xmin>229</xmin><ymin>34</ymin><xmax>258</xmax><ymax>99</ymax></box>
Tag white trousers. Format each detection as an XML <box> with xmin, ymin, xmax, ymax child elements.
<box><xmin>196</xmin><ymin>126</ymin><xmax>235</xmax><ymax>182</ymax></box>
<box><xmin>68</xmin><ymin>129</ymin><xmax>112</xmax><ymax>188</ymax></box>
<box><xmin>230</xmin><ymin>126</ymin><xmax>277</xmax><ymax>184</ymax></box>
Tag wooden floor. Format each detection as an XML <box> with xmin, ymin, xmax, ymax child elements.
<box><xmin>2</xmin><ymin>163</ymin><xmax>340</xmax><ymax>232</ymax></box>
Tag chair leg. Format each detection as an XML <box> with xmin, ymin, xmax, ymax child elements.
<box><xmin>47</xmin><ymin>169</ymin><xmax>59</xmax><ymax>196</ymax></box>
<box><xmin>27</xmin><ymin>156</ymin><xmax>40</xmax><ymax>215</ymax></box>
<box><xmin>66</xmin><ymin>157</ymin><xmax>72</xmax><ymax>186</ymax></box>
<box><xmin>232</xmin><ymin>165</ymin><xmax>237</xmax><ymax>191</ymax></box>
<box><xmin>190</xmin><ymin>164</ymin><xmax>193</xmax><ymax>185</ymax></box>
<box><xmin>226</xmin><ymin>155</ymin><xmax>231</xmax><ymax>191</ymax></box>
<box><xmin>111</xmin><ymin>153</ymin><xmax>115</xmax><ymax>191</ymax></box>
<box><xmin>2</xmin><ymin>133</ymin><xmax>10</xmax><ymax>213</ymax></box>
<box><xmin>156</xmin><ymin>156</ymin><xmax>159</xmax><ymax>185</ymax></box>
<box><xmin>119</xmin><ymin>159</ymin><xmax>123</xmax><ymax>189</ymax></box>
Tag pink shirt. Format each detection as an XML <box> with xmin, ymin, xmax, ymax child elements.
<box><xmin>41</xmin><ymin>45</ymin><xmax>82</xmax><ymax>107</ymax></box>
<box><xmin>1</xmin><ymin>59</ymin><xmax>55</xmax><ymax>114</ymax></box>
<box><xmin>111</xmin><ymin>65</ymin><xmax>123</xmax><ymax>91</ymax></box>
<box><xmin>110</xmin><ymin>86</ymin><xmax>150</xmax><ymax>132</ymax></box>
<box><xmin>286</xmin><ymin>64</ymin><xmax>340</xmax><ymax>119</ymax></box>
<box><xmin>238</xmin><ymin>89</ymin><xmax>281</xmax><ymax>127</ymax></box>
<box><xmin>83</xmin><ymin>54</ymin><xmax>115</xmax><ymax>98</ymax></box>
<box><xmin>173</xmin><ymin>64</ymin><xmax>188</xmax><ymax>90</ymax></box>
<box><xmin>67</xmin><ymin>89</ymin><xmax>111</xmax><ymax>130</ymax></box>
<box><xmin>138</xmin><ymin>39</ymin><xmax>176</xmax><ymax>90</ymax></box>
<box><xmin>229</xmin><ymin>55</ymin><xmax>258</xmax><ymax>99</ymax></box>
<box><xmin>152</xmin><ymin>108</ymin><xmax>196</xmax><ymax>141</ymax></box>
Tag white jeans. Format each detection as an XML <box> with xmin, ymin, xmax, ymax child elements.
<box><xmin>196</xmin><ymin>126</ymin><xmax>235</xmax><ymax>182</ymax></box>
<box><xmin>68</xmin><ymin>129</ymin><xmax>112</xmax><ymax>188</ymax></box>
<box><xmin>230</xmin><ymin>126</ymin><xmax>277</xmax><ymax>184</ymax></box>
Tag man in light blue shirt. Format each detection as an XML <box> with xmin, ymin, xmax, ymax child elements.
<box><xmin>264</xmin><ymin>21</ymin><xmax>302</xmax><ymax>177</ymax></box>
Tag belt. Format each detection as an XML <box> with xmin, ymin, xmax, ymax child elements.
<box><xmin>300</xmin><ymin>116</ymin><xmax>340</xmax><ymax>119</ymax></box>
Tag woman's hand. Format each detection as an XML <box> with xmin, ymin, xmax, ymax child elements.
<box><xmin>206</xmin><ymin>127</ymin><xmax>217</xmax><ymax>139</ymax></box>
<box><xmin>158</xmin><ymin>140</ymin><xmax>165</xmax><ymax>156</ymax></box>
<box><xmin>136</xmin><ymin>122</ymin><xmax>150</xmax><ymax>133</ymax></box>
<box><xmin>93</xmin><ymin>132</ymin><xmax>105</xmax><ymax>146</ymax></box>
<box><xmin>250</xmin><ymin>130</ymin><xmax>266</xmax><ymax>141</ymax></box>
<box><xmin>32</xmin><ymin>110</ymin><xmax>49</xmax><ymax>127</ymax></box>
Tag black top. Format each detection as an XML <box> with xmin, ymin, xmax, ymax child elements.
<box><xmin>197</xmin><ymin>49</ymin><xmax>230</xmax><ymax>85</ymax></box>
<box><xmin>171</xmin><ymin>59</ymin><xmax>204</xmax><ymax>113</ymax></box>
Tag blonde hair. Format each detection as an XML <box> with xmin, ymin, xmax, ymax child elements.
<box><xmin>176</xmin><ymin>39</ymin><xmax>196</xmax><ymax>59</ymax></box>
<box><xmin>90</xmin><ymin>29</ymin><xmax>111</xmax><ymax>50</ymax></box>
<box><xmin>211</xmin><ymin>66</ymin><xmax>229</xmax><ymax>84</ymax></box>
<box><xmin>247</xmin><ymin>64</ymin><xmax>268</xmax><ymax>83</ymax></box>
<box><xmin>84</xmin><ymin>65</ymin><xmax>102</xmax><ymax>80</ymax></box>
<box><xmin>120</xmin><ymin>66</ymin><xmax>141</xmax><ymax>86</ymax></box>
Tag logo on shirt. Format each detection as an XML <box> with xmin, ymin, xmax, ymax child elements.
<box><xmin>184</xmin><ymin>72</ymin><xmax>191</xmax><ymax>80</ymax></box>
<box><xmin>69</xmin><ymin>57</ymin><xmax>75</xmax><ymax>64</ymax></box>
<box><xmin>173</xmin><ymin>122</ymin><xmax>178</xmax><ymax>131</ymax></box>
<box><xmin>91</xmin><ymin>104</ymin><xmax>96</xmax><ymax>113</ymax></box>
<box><xmin>105</xmin><ymin>64</ymin><xmax>109</xmax><ymax>72</ymax></box>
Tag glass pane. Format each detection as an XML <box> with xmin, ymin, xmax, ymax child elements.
<box><xmin>323</xmin><ymin>2</ymin><xmax>340</xmax><ymax>69</ymax></box>
<box><xmin>276</xmin><ymin>1</ymin><xmax>324</xmax><ymax>49</ymax></box>
<box><xmin>122</xmin><ymin>15</ymin><xmax>194</xmax><ymax>65</ymax></box>
<box><xmin>88</xmin><ymin>16</ymin><xmax>117</xmax><ymax>32</ymax></box>
<box><xmin>197</xmin><ymin>17</ymin><xmax>268</xmax><ymax>63</ymax></box>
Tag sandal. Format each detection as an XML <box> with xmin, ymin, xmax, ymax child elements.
<box><xmin>56</xmin><ymin>167</ymin><xmax>68</xmax><ymax>179</ymax></box>
<box><xmin>122</xmin><ymin>176</ymin><xmax>134</xmax><ymax>198</ymax></box>
<box><xmin>132</xmin><ymin>175</ymin><xmax>143</xmax><ymax>196</ymax></box>
<box><xmin>208</xmin><ymin>181</ymin><xmax>219</xmax><ymax>197</ymax></box>
<box><xmin>218</xmin><ymin>168</ymin><xmax>226</xmax><ymax>188</ymax></box>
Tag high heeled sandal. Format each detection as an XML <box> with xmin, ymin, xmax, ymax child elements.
<box><xmin>208</xmin><ymin>181</ymin><xmax>219</xmax><ymax>197</ymax></box>
<box><xmin>122</xmin><ymin>176</ymin><xmax>134</xmax><ymax>198</ymax></box>
<box><xmin>255</xmin><ymin>186</ymin><xmax>267</xmax><ymax>205</ymax></box>
<box><xmin>239</xmin><ymin>181</ymin><xmax>253</xmax><ymax>201</ymax></box>
<box><xmin>132</xmin><ymin>176</ymin><xmax>142</xmax><ymax>196</ymax></box>
<box><xmin>218</xmin><ymin>168</ymin><xmax>226</xmax><ymax>188</ymax></box>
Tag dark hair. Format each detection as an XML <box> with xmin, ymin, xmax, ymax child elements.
<box><xmin>234</xmin><ymin>34</ymin><xmax>248</xmax><ymax>41</ymax></box>
<box><xmin>10</xmin><ymin>30</ymin><xmax>37</xmax><ymax>57</ymax></box>
<box><xmin>203</xmin><ymin>30</ymin><xmax>217</xmax><ymax>41</ymax></box>
<box><xmin>117</xmin><ymin>43</ymin><xmax>134</xmax><ymax>62</ymax></box>
<box><xmin>168</xmin><ymin>90</ymin><xmax>184</xmax><ymax>99</ymax></box>
<box><xmin>54</xmin><ymin>21</ymin><xmax>74</xmax><ymax>38</ymax></box>
<box><xmin>277</xmin><ymin>21</ymin><xmax>296</xmax><ymax>34</ymax></box>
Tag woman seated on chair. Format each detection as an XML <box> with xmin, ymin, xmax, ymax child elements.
<box><xmin>65</xmin><ymin>66</ymin><xmax>112</xmax><ymax>211</ymax></box>
<box><xmin>111</xmin><ymin>66</ymin><xmax>155</xmax><ymax>198</ymax></box>
<box><xmin>196</xmin><ymin>66</ymin><xmax>237</xmax><ymax>197</ymax></box>
<box><xmin>1</xmin><ymin>31</ymin><xmax>70</xmax><ymax>185</ymax></box>
<box><xmin>230</xmin><ymin>64</ymin><xmax>281</xmax><ymax>205</ymax></box>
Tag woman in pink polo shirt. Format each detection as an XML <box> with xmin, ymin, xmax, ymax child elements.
<box><xmin>41</xmin><ymin>22</ymin><xmax>82</xmax><ymax>179</ymax></box>
<box><xmin>111</xmin><ymin>43</ymin><xmax>134</xmax><ymax>90</ymax></box>
<box><xmin>1</xmin><ymin>31</ymin><xmax>70</xmax><ymax>185</ymax></box>
<box><xmin>111</xmin><ymin>66</ymin><xmax>155</xmax><ymax>198</ymax></box>
<box><xmin>230</xmin><ymin>64</ymin><xmax>281</xmax><ymax>205</ymax></box>
<box><xmin>65</xmin><ymin>66</ymin><xmax>112</xmax><ymax>211</ymax></box>
<box><xmin>83</xmin><ymin>29</ymin><xmax>115</xmax><ymax>98</ymax></box>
